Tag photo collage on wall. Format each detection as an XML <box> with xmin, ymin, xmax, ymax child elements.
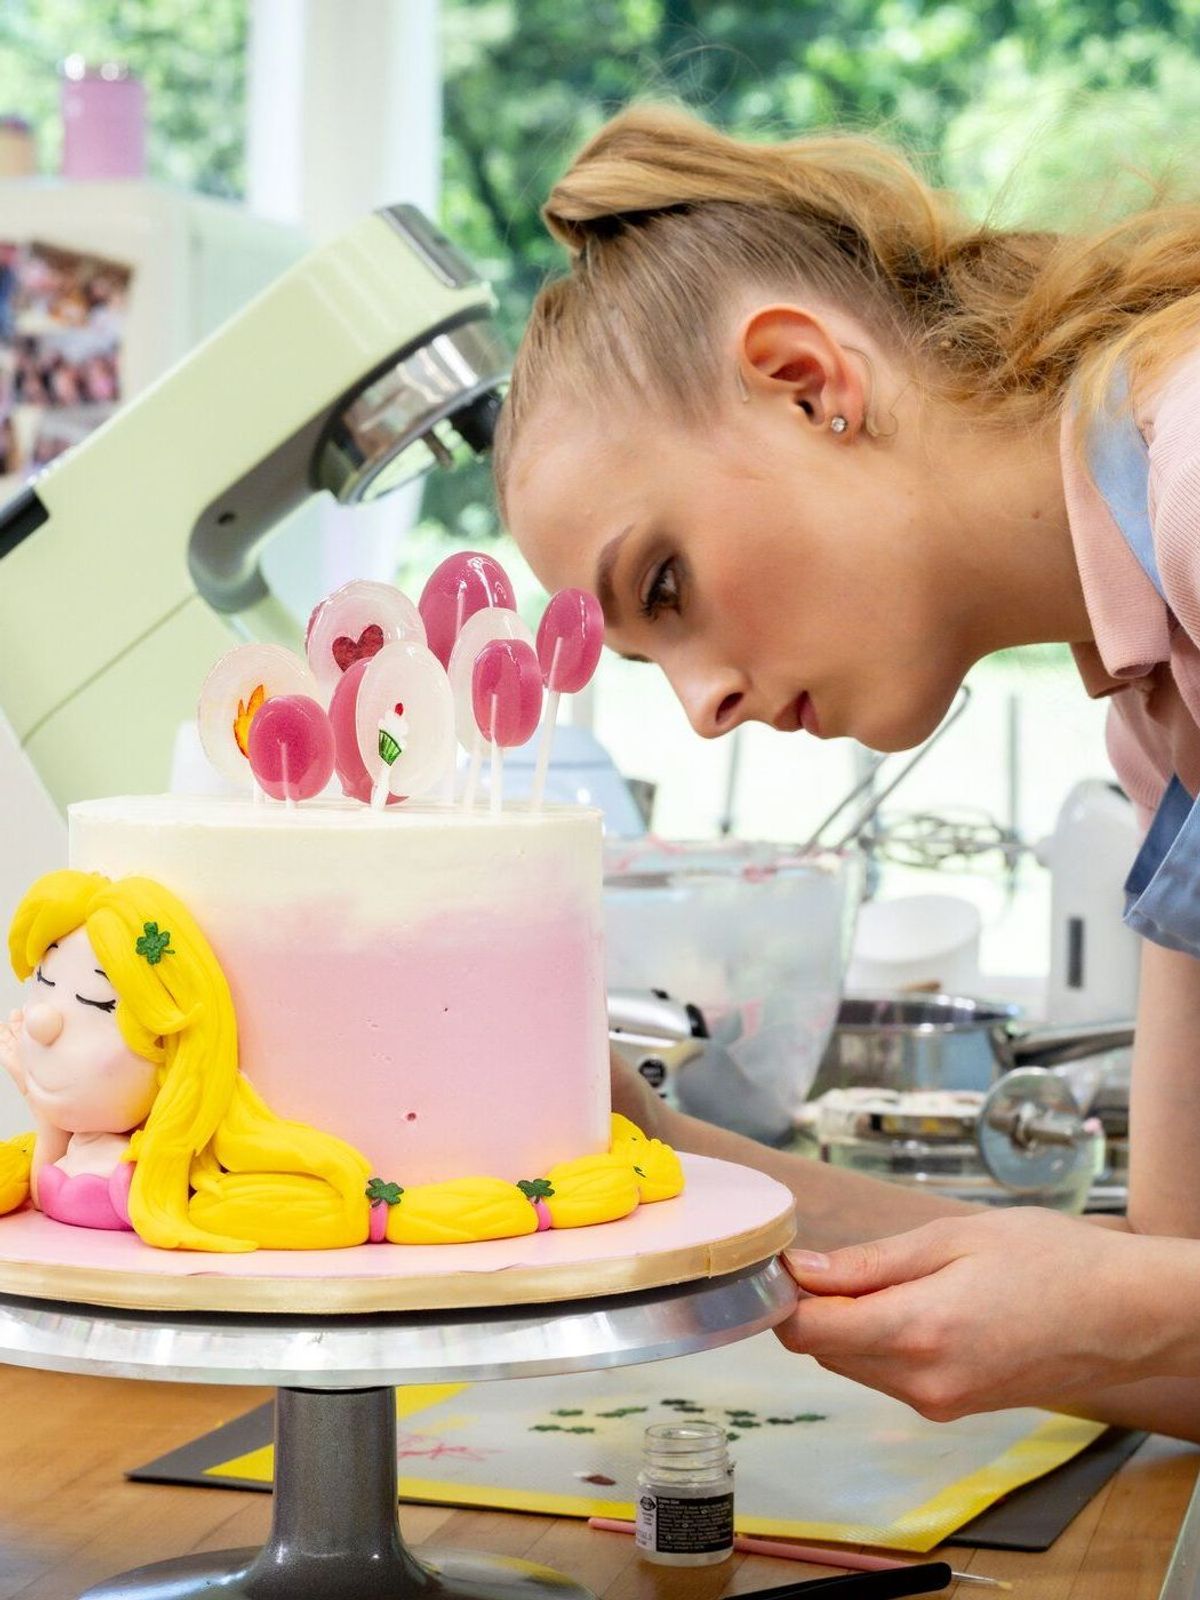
<box><xmin>0</xmin><ymin>241</ymin><xmax>132</xmax><ymax>483</ymax></box>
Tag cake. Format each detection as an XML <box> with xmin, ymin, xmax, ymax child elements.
<box><xmin>0</xmin><ymin>560</ymin><xmax>684</xmax><ymax>1254</ymax></box>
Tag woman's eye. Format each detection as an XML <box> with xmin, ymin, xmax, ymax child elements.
<box><xmin>640</xmin><ymin>559</ymin><xmax>681</xmax><ymax>620</ymax></box>
<box><xmin>76</xmin><ymin>994</ymin><xmax>116</xmax><ymax>1014</ymax></box>
<box><xmin>35</xmin><ymin>965</ymin><xmax>55</xmax><ymax>987</ymax></box>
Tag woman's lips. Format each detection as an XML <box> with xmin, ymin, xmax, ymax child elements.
<box><xmin>797</xmin><ymin>691</ymin><xmax>821</xmax><ymax>736</ymax></box>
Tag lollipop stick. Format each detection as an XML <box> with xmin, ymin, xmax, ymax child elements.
<box><xmin>530</xmin><ymin>688</ymin><xmax>560</xmax><ymax>810</ymax></box>
<box><xmin>462</xmin><ymin>730</ymin><xmax>483</xmax><ymax>809</ymax></box>
<box><xmin>282</xmin><ymin>742</ymin><xmax>296</xmax><ymax>811</ymax></box>
<box><xmin>489</xmin><ymin>694</ymin><xmax>502</xmax><ymax>815</ymax></box>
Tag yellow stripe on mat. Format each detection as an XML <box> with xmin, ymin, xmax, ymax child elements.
<box><xmin>205</xmin><ymin>1392</ymin><xmax>1104</xmax><ymax>1554</ymax></box>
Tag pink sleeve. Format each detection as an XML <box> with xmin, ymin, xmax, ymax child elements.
<box><xmin>1145</xmin><ymin>348</ymin><xmax>1200</xmax><ymax>643</ymax></box>
<box><xmin>1105</xmin><ymin>699</ymin><xmax>1167</xmax><ymax>833</ymax></box>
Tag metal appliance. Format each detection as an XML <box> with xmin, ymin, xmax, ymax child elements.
<box><xmin>812</xmin><ymin>1069</ymin><xmax>1105</xmax><ymax>1212</ymax></box>
<box><xmin>0</xmin><ymin>203</ymin><xmax>508</xmax><ymax>809</ymax></box>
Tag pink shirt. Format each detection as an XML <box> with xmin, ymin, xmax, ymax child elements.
<box><xmin>1064</xmin><ymin>345</ymin><xmax>1200</xmax><ymax>828</ymax></box>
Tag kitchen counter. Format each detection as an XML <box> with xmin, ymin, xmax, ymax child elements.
<box><xmin>0</xmin><ymin>1365</ymin><xmax>1194</xmax><ymax>1598</ymax></box>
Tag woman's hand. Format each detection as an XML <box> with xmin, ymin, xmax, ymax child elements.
<box><xmin>776</xmin><ymin>1207</ymin><xmax>1189</xmax><ymax>1420</ymax></box>
<box><xmin>0</xmin><ymin>1009</ymin><xmax>25</xmax><ymax>1095</ymax></box>
<box><xmin>609</xmin><ymin>1047</ymin><xmax>673</xmax><ymax>1142</ymax></box>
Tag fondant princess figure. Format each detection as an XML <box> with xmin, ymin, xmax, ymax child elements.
<box><xmin>0</xmin><ymin>870</ymin><xmax>373</xmax><ymax>1251</ymax></box>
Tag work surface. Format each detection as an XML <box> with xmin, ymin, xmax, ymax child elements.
<box><xmin>0</xmin><ymin>1367</ymin><xmax>1194</xmax><ymax>1599</ymax></box>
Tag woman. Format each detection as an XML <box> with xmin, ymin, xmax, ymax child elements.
<box><xmin>0</xmin><ymin>869</ymin><xmax>373</xmax><ymax>1250</ymax></box>
<box><xmin>494</xmin><ymin>103</ymin><xmax>1200</xmax><ymax>1440</ymax></box>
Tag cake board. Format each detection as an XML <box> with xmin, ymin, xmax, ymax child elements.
<box><xmin>0</xmin><ymin>1153</ymin><xmax>796</xmax><ymax>1598</ymax></box>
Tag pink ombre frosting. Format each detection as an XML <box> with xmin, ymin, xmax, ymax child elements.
<box><xmin>68</xmin><ymin>796</ymin><xmax>611</xmax><ymax>1187</ymax></box>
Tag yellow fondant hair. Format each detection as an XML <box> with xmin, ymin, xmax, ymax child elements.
<box><xmin>9</xmin><ymin>870</ymin><xmax>371</xmax><ymax>1252</ymax></box>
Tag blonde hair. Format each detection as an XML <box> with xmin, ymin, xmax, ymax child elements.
<box><xmin>494</xmin><ymin>102</ymin><xmax>1200</xmax><ymax>491</ymax></box>
<box><xmin>8</xmin><ymin>871</ymin><xmax>372</xmax><ymax>1252</ymax></box>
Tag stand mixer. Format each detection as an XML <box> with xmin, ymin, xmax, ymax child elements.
<box><xmin>0</xmin><ymin>203</ymin><xmax>508</xmax><ymax>807</ymax></box>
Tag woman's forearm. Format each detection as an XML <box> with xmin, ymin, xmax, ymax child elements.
<box><xmin>663</xmin><ymin>1107</ymin><xmax>978</xmax><ymax>1249</ymax></box>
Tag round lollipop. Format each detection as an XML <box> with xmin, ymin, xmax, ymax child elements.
<box><xmin>247</xmin><ymin>695</ymin><xmax>335</xmax><ymax>805</ymax></box>
<box><xmin>418</xmin><ymin>550</ymin><xmax>515</xmax><ymax>670</ymax></box>
<box><xmin>198</xmin><ymin>644</ymin><xmax>319</xmax><ymax>792</ymax></box>
<box><xmin>530</xmin><ymin>588</ymin><xmax>605</xmax><ymax>807</ymax></box>
<box><xmin>328</xmin><ymin>658</ymin><xmax>389</xmax><ymax>805</ymax></box>
<box><xmin>472</xmin><ymin>638</ymin><xmax>543</xmax><ymax>815</ymax></box>
<box><xmin>354</xmin><ymin>639</ymin><xmax>455</xmax><ymax>808</ymax></box>
<box><xmin>305</xmin><ymin>579</ymin><xmax>425</xmax><ymax>698</ymax></box>
<box><xmin>448</xmin><ymin>607</ymin><xmax>534</xmax><ymax>807</ymax></box>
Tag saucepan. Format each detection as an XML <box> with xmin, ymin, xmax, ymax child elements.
<box><xmin>811</xmin><ymin>994</ymin><xmax>1135</xmax><ymax>1099</ymax></box>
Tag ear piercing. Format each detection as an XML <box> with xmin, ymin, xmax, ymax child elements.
<box><xmin>830</xmin><ymin>415</ymin><xmax>848</xmax><ymax>434</ymax></box>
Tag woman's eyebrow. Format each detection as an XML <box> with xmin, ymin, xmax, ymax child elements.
<box><xmin>594</xmin><ymin>523</ymin><xmax>634</xmax><ymax>625</ymax></box>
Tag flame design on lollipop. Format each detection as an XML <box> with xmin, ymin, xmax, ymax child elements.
<box><xmin>233</xmin><ymin>684</ymin><xmax>267</xmax><ymax>757</ymax></box>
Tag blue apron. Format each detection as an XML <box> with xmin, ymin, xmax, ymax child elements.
<box><xmin>1085</xmin><ymin>383</ymin><xmax>1200</xmax><ymax>955</ymax></box>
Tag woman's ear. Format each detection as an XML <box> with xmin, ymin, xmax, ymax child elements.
<box><xmin>736</xmin><ymin>305</ymin><xmax>867</xmax><ymax>434</ymax></box>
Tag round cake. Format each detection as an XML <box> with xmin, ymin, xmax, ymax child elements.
<box><xmin>69</xmin><ymin>795</ymin><xmax>610</xmax><ymax>1188</ymax></box>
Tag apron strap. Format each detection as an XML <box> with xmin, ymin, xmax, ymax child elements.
<box><xmin>1083</xmin><ymin>371</ymin><xmax>1165</xmax><ymax>602</ymax></box>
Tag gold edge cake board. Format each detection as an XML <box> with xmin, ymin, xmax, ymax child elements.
<box><xmin>0</xmin><ymin>1209</ymin><xmax>796</xmax><ymax>1315</ymax></box>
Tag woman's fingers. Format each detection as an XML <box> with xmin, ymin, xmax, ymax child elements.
<box><xmin>784</xmin><ymin>1218</ymin><xmax>965</xmax><ymax>1296</ymax></box>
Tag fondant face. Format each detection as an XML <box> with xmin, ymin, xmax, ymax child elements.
<box><xmin>18</xmin><ymin>927</ymin><xmax>157</xmax><ymax>1135</ymax></box>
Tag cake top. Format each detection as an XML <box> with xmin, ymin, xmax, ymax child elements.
<box><xmin>196</xmin><ymin>553</ymin><xmax>604</xmax><ymax>814</ymax></box>
<box><xmin>70</xmin><ymin>793</ymin><xmax>601</xmax><ymax>833</ymax></box>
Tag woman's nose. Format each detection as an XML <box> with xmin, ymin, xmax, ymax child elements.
<box><xmin>675</xmin><ymin>671</ymin><xmax>748</xmax><ymax>740</ymax></box>
<box><xmin>24</xmin><ymin>1002</ymin><xmax>63</xmax><ymax>1046</ymax></box>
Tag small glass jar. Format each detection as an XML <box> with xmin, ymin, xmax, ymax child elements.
<box><xmin>635</xmin><ymin>1421</ymin><xmax>734</xmax><ymax>1566</ymax></box>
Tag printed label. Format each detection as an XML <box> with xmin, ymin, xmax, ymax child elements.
<box><xmin>634</xmin><ymin>1491</ymin><xmax>734</xmax><ymax>1555</ymax></box>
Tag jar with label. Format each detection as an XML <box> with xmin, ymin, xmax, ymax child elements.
<box><xmin>635</xmin><ymin>1421</ymin><xmax>734</xmax><ymax>1566</ymax></box>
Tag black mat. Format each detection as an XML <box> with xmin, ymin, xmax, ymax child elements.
<box><xmin>128</xmin><ymin>1402</ymin><xmax>1146</xmax><ymax>1554</ymax></box>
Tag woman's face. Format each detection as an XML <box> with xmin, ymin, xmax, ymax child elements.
<box><xmin>18</xmin><ymin>927</ymin><xmax>157</xmax><ymax>1136</ymax></box>
<box><xmin>506</xmin><ymin>360</ymin><xmax>976</xmax><ymax>754</ymax></box>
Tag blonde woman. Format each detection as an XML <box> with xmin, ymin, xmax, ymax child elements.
<box><xmin>496</xmin><ymin>104</ymin><xmax>1200</xmax><ymax>1439</ymax></box>
<box><xmin>0</xmin><ymin>870</ymin><xmax>372</xmax><ymax>1251</ymax></box>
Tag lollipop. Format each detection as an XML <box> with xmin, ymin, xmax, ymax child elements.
<box><xmin>305</xmin><ymin>579</ymin><xmax>425</xmax><ymax>698</ymax></box>
<box><xmin>354</xmin><ymin>639</ymin><xmax>455</xmax><ymax>808</ymax></box>
<box><xmin>247</xmin><ymin>695</ymin><xmax>335</xmax><ymax>805</ymax></box>
<box><xmin>472</xmin><ymin>638</ymin><xmax>543</xmax><ymax>815</ymax></box>
<box><xmin>418</xmin><ymin>550</ymin><xmax>515</xmax><ymax>670</ymax></box>
<box><xmin>327</xmin><ymin>659</ymin><xmax>387</xmax><ymax>805</ymax></box>
<box><xmin>198</xmin><ymin>644</ymin><xmax>319</xmax><ymax>792</ymax></box>
<box><xmin>530</xmin><ymin>588</ymin><xmax>605</xmax><ymax>807</ymax></box>
<box><xmin>448</xmin><ymin>607</ymin><xmax>535</xmax><ymax>807</ymax></box>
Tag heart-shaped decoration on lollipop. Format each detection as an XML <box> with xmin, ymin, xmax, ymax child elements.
<box><xmin>306</xmin><ymin>580</ymin><xmax>425</xmax><ymax>698</ymax></box>
<box><xmin>331</xmin><ymin>624</ymin><xmax>385</xmax><ymax>673</ymax></box>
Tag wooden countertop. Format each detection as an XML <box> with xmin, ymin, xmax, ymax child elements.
<box><xmin>0</xmin><ymin>1365</ymin><xmax>1195</xmax><ymax>1598</ymax></box>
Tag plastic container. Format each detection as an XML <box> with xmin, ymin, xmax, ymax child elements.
<box><xmin>635</xmin><ymin>1422</ymin><xmax>734</xmax><ymax>1566</ymax></box>
<box><xmin>604</xmin><ymin>839</ymin><xmax>862</xmax><ymax>1144</ymax></box>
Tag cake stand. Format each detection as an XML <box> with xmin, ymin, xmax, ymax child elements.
<box><xmin>0</xmin><ymin>1153</ymin><xmax>796</xmax><ymax>1599</ymax></box>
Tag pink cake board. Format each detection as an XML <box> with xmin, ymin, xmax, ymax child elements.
<box><xmin>0</xmin><ymin>1155</ymin><xmax>797</xmax><ymax>1315</ymax></box>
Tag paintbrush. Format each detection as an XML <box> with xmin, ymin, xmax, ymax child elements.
<box><xmin>587</xmin><ymin>1517</ymin><xmax>1012</xmax><ymax>1590</ymax></box>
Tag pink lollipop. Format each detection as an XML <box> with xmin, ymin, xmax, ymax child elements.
<box><xmin>247</xmin><ymin>695</ymin><xmax>335</xmax><ymax>804</ymax></box>
<box><xmin>328</xmin><ymin>659</ymin><xmax>386</xmax><ymax>805</ymax></box>
<box><xmin>531</xmin><ymin>587</ymin><xmax>605</xmax><ymax>807</ymax></box>
<box><xmin>419</xmin><ymin>550</ymin><xmax>515</xmax><ymax>669</ymax></box>
<box><xmin>472</xmin><ymin>638</ymin><xmax>543</xmax><ymax>814</ymax></box>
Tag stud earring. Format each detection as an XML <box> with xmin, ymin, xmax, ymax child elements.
<box><xmin>830</xmin><ymin>414</ymin><xmax>848</xmax><ymax>434</ymax></box>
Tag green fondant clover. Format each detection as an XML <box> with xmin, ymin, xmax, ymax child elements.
<box><xmin>366</xmin><ymin>1177</ymin><xmax>404</xmax><ymax>1208</ymax></box>
<box><xmin>135</xmin><ymin>922</ymin><xmax>174</xmax><ymax>964</ymax></box>
<box><xmin>517</xmin><ymin>1178</ymin><xmax>555</xmax><ymax>1201</ymax></box>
